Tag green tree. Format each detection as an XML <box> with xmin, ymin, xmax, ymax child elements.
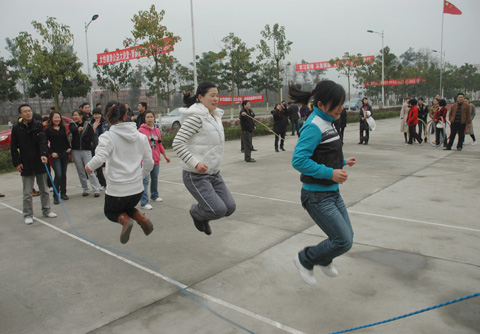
<box><xmin>257</xmin><ymin>23</ymin><xmax>292</xmax><ymax>102</ymax></box>
<box><xmin>194</xmin><ymin>51</ymin><xmax>225</xmax><ymax>87</ymax></box>
<box><xmin>329</xmin><ymin>52</ymin><xmax>365</xmax><ymax>109</ymax></box>
<box><xmin>0</xmin><ymin>57</ymin><xmax>21</xmax><ymax>102</ymax></box>
<box><xmin>13</xmin><ymin>17</ymin><xmax>91</xmax><ymax>112</ymax></box>
<box><xmin>124</xmin><ymin>5</ymin><xmax>181</xmax><ymax>115</ymax></box>
<box><xmin>128</xmin><ymin>66</ymin><xmax>145</xmax><ymax>107</ymax></box>
<box><xmin>5</xmin><ymin>37</ymin><xmax>31</xmax><ymax>101</ymax></box>
<box><xmin>93</xmin><ymin>49</ymin><xmax>135</xmax><ymax>100</ymax></box>
<box><xmin>251</xmin><ymin>59</ymin><xmax>277</xmax><ymax>104</ymax></box>
<box><xmin>220</xmin><ymin>33</ymin><xmax>255</xmax><ymax>109</ymax></box>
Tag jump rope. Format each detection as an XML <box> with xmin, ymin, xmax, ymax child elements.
<box><xmin>40</xmin><ymin>113</ymin><xmax>479</xmax><ymax>333</ymax></box>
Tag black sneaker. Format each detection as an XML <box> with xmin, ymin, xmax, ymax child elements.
<box><xmin>204</xmin><ymin>221</ymin><xmax>212</xmax><ymax>235</ymax></box>
<box><xmin>61</xmin><ymin>194</ymin><xmax>69</xmax><ymax>200</ymax></box>
<box><xmin>53</xmin><ymin>197</ymin><xmax>60</xmax><ymax>205</ymax></box>
<box><xmin>190</xmin><ymin>211</ymin><xmax>205</xmax><ymax>232</ymax></box>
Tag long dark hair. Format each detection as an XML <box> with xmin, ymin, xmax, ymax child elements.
<box><xmin>289</xmin><ymin>80</ymin><xmax>345</xmax><ymax>113</ymax></box>
<box><xmin>105</xmin><ymin>101</ymin><xmax>127</xmax><ymax>125</ymax></box>
<box><xmin>72</xmin><ymin>110</ymin><xmax>84</xmax><ymax>124</ymax></box>
<box><xmin>183</xmin><ymin>81</ymin><xmax>217</xmax><ymax>108</ymax></box>
<box><xmin>47</xmin><ymin>111</ymin><xmax>65</xmax><ymax>130</ymax></box>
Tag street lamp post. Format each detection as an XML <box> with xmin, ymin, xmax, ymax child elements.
<box><xmin>190</xmin><ymin>0</ymin><xmax>198</xmax><ymax>92</ymax></box>
<box><xmin>367</xmin><ymin>29</ymin><xmax>384</xmax><ymax>108</ymax></box>
<box><xmin>432</xmin><ymin>49</ymin><xmax>445</xmax><ymax>98</ymax></box>
<box><xmin>85</xmin><ymin>14</ymin><xmax>99</xmax><ymax>108</ymax></box>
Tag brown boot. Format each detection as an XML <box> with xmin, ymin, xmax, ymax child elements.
<box><xmin>132</xmin><ymin>211</ymin><xmax>154</xmax><ymax>236</ymax></box>
<box><xmin>118</xmin><ymin>213</ymin><xmax>134</xmax><ymax>244</ymax></box>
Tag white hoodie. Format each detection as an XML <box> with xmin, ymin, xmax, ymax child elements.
<box><xmin>87</xmin><ymin>122</ymin><xmax>153</xmax><ymax>197</ymax></box>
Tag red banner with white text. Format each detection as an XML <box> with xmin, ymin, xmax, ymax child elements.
<box><xmin>218</xmin><ymin>95</ymin><xmax>264</xmax><ymax>105</ymax></box>
<box><xmin>296</xmin><ymin>55</ymin><xmax>374</xmax><ymax>72</ymax></box>
<box><xmin>96</xmin><ymin>38</ymin><xmax>173</xmax><ymax>65</ymax></box>
<box><xmin>364</xmin><ymin>78</ymin><xmax>426</xmax><ymax>87</ymax></box>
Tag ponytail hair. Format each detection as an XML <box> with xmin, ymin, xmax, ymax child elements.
<box><xmin>105</xmin><ymin>101</ymin><xmax>127</xmax><ymax>125</ymax></box>
<box><xmin>183</xmin><ymin>81</ymin><xmax>217</xmax><ymax>108</ymax></box>
<box><xmin>289</xmin><ymin>80</ymin><xmax>345</xmax><ymax>112</ymax></box>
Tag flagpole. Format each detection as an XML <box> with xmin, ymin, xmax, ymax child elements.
<box><xmin>440</xmin><ymin>4</ymin><xmax>444</xmax><ymax>98</ymax></box>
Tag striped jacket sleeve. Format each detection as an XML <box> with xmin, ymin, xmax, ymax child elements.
<box><xmin>172</xmin><ymin>115</ymin><xmax>202</xmax><ymax>170</ymax></box>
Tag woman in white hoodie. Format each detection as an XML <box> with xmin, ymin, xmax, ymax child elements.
<box><xmin>86</xmin><ymin>102</ymin><xmax>154</xmax><ymax>244</ymax></box>
<box><xmin>172</xmin><ymin>82</ymin><xmax>236</xmax><ymax>235</ymax></box>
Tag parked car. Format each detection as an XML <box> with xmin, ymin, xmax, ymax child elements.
<box><xmin>344</xmin><ymin>98</ymin><xmax>362</xmax><ymax>111</ymax></box>
<box><xmin>159</xmin><ymin>108</ymin><xmax>182</xmax><ymax>130</ymax></box>
<box><xmin>0</xmin><ymin>115</ymin><xmax>73</xmax><ymax>150</ymax></box>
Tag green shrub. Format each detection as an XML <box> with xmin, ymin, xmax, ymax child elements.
<box><xmin>0</xmin><ymin>149</ymin><xmax>15</xmax><ymax>174</ymax></box>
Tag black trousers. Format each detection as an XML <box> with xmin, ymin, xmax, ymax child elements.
<box><xmin>242</xmin><ymin>131</ymin><xmax>253</xmax><ymax>161</ymax></box>
<box><xmin>104</xmin><ymin>192</ymin><xmax>142</xmax><ymax>222</ymax></box>
<box><xmin>359</xmin><ymin>121</ymin><xmax>369</xmax><ymax>143</ymax></box>
<box><xmin>447</xmin><ymin>122</ymin><xmax>466</xmax><ymax>149</ymax></box>
<box><xmin>408</xmin><ymin>125</ymin><xmax>422</xmax><ymax>144</ymax></box>
<box><xmin>274</xmin><ymin>130</ymin><xmax>286</xmax><ymax>149</ymax></box>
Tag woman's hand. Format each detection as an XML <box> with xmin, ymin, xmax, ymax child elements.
<box><xmin>78</xmin><ymin>127</ymin><xmax>83</xmax><ymax>132</ymax></box>
<box><xmin>66</xmin><ymin>148</ymin><xmax>71</xmax><ymax>153</ymax></box>
<box><xmin>85</xmin><ymin>165</ymin><xmax>93</xmax><ymax>174</ymax></box>
<box><xmin>345</xmin><ymin>157</ymin><xmax>356</xmax><ymax>167</ymax></box>
<box><xmin>52</xmin><ymin>153</ymin><xmax>58</xmax><ymax>158</ymax></box>
<box><xmin>332</xmin><ymin>169</ymin><xmax>348</xmax><ymax>184</ymax></box>
<box><xmin>164</xmin><ymin>155</ymin><xmax>171</xmax><ymax>163</ymax></box>
<box><xmin>195</xmin><ymin>162</ymin><xmax>208</xmax><ymax>173</ymax></box>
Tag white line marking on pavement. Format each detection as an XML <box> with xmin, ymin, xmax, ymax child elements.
<box><xmin>0</xmin><ymin>202</ymin><xmax>305</xmax><ymax>334</ymax></box>
<box><xmin>163</xmin><ymin>182</ymin><xmax>480</xmax><ymax>234</ymax></box>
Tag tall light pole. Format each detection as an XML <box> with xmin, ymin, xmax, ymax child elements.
<box><xmin>85</xmin><ymin>14</ymin><xmax>99</xmax><ymax>108</ymax></box>
<box><xmin>190</xmin><ymin>0</ymin><xmax>198</xmax><ymax>92</ymax></box>
<box><xmin>432</xmin><ymin>49</ymin><xmax>445</xmax><ymax>98</ymax></box>
<box><xmin>367</xmin><ymin>29</ymin><xmax>384</xmax><ymax>107</ymax></box>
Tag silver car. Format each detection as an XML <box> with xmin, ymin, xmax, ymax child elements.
<box><xmin>160</xmin><ymin>108</ymin><xmax>182</xmax><ymax>130</ymax></box>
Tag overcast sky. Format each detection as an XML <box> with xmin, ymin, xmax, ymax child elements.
<box><xmin>1</xmin><ymin>0</ymin><xmax>478</xmax><ymax>89</ymax></box>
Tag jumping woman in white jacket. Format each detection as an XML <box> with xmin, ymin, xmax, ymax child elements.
<box><xmin>86</xmin><ymin>102</ymin><xmax>154</xmax><ymax>244</ymax></box>
<box><xmin>173</xmin><ymin>82</ymin><xmax>236</xmax><ymax>235</ymax></box>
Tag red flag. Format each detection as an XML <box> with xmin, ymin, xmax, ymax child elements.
<box><xmin>444</xmin><ymin>1</ymin><xmax>462</xmax><ymax>15</ymax></box>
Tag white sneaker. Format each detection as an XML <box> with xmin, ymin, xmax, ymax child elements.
<box><xmin>320</xmin><ymin>263</ymin><xmax>338</xmax><ymax>278</ymax></box>
<box><xmin>154</xmin><ymin>197</ymin><xmax>163</xmax><ymax>202</ymax></box>
<box><xmin>141</xmin><ymin>204</ymin><xmax>153</xmax><ymax>210</ymax></box>
<box><xmin>43</xmin><ymin>212</ymin><xmax>58</xmax><ymax>218</ymax></box>
<box><xmin>100</xmin><ymin>186</ymin><xmax>106</xmax><ymax>191</ymax></box>
<box><xmin>293</xmin><ymin>254</ymin><xmax>316</xmax><ymax>286</ymax></box>
<box><xmin>25</xmin><ymin>217</ymin><xmax>34</xmax><ymax>225</ymax></box>
<box><xmin>472</xmin><ymin>141</ymin><xmax>477</xmax><ymax>146</ymax></box>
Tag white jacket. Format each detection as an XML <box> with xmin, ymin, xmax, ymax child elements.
<box><xmin>87</xmin><ymin>122</ymin><xmax>153</xmax><ymax>197</ymax></box>
<box><xmin>172</xmin><ymin>103</ymin><xmax>225</xmax><ymax>174</ymax></box>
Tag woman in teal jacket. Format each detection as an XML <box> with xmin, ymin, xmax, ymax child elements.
<box><xmin>290</xmin><ymin>80</ymin><xmax>356</xmax><ymax>286</ymax></box>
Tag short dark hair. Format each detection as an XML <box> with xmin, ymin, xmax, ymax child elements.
<box><xmin>95</xmin><ymin>103</ymin><xmax>102</xmax><ymax>108</ymax></box>
<box><xmin>18</xmin><ymin>103</ymin><xmax>32</xmax><ymax>114</ymax></box>
<box><xmin>50</xmin><ymin>106</ymin><xmax>55</xmax><ymax>111</ymax></box>
<box><xmin>72</xmin><ymin>109</ymin><xmax>84</xmax><ymax>119</ymax></box>
<box><xmin>241</xmin><ymin>100</ymin><xmax>250</xmax><ymax>107</ymax></box>
<box><xmin>183</xmin><ymin>81</ymin><xmax>217</xmax><ymax>108</ymax></box>
<box><xmin>80</xmin><ymin>102</ymin><xmax>90</xmax><ymax>109</ymax></box>
<box><xmin>288</xmin><ymin>80</ymin><xmax>345</xmax><ymax>113</ymax></box>
<box><xmin>418</xmin><ymin>97</ymin><xmax>424</xmax><ymax>101</ymax></box>
<box><xmin>139</xmin><ymin>102</ymin><xmax>147</xmax><ymax>109</ymax></box>
<box><xmin>439</xmin><ymin>99</ymin><xmax>447</xmax><ymax>107</ymax></box>
<box><xmin>410</xmin><ymin>98</ymin><xmax>418</xmax><ymax>106</ymax></box>
<box><xmin>92</xmin><ymin>108</ymin><xmax>102</xmax><ymax>115</ymax></box>
<box><xmin>457</xmin><ymin>93</ymin><xmax>464</xmax><ymax>97</ymax></box>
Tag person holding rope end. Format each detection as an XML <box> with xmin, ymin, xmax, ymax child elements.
<box><xmin>290</xmin><ymin>80</ymin><xmax>356</xmax><ymax>286</ymax></box>
<box><xmin>86</xmin><ymin>102</ymin><xmax>154</xmax><ymax>244</ymax></box>
<box><xmin>173</xmin><ymin>81</ymin><xmax>236</xmax><ymax>235</ymax></box>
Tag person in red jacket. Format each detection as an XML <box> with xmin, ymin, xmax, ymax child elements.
<box><xmin>433</xmin><ymin>99</ymin><xmax>448</xmax><ymax>147</ymax></box>
<box><xmin>406</xmin><ymin>98</ymin><xmax>423</xmax><ymax>145</ymax></box>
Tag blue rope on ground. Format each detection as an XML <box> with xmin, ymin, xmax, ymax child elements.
<box><xmin>44</xmin><ymin>164</ymin><xmax>256</xmax><ymax>334</ymax></box>
<box><xmin>328</xmin><ymin>292</ymin><xmax>480</xmax><ymax>334</ymax></box>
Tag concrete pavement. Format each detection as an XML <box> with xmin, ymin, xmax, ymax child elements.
<box><xmin>0</xmin><ymin>116</ymin><xmax>479</xmax><ymax>334</ymax></box>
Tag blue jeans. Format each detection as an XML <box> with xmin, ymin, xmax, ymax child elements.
<box><xmin>299</xmin><ymin>188</ymin><xmax>353</xmax><ymax>269</ymax></box>
<box><xmin>141</xmin><ymin>164</ymin><xmax>159</xmax><ymax>206</ymax></box>
<box><xmin>51</xmin><ymin>152</ymin><xmax>69</xmax><ymax>196</ymax></box>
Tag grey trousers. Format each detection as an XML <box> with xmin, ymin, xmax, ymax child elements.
<box><xmin>22</xmin><ymin>173</ymin><xmax>51</xmax><ymax>218</ymax></box>
<box><xmin>182</xmin><ymin>170</ymin><xmax>236</xmax><ymax>222</ymax></box>
<box><xmin>71</xmin><ymin>149</ymin><xmax>100</xmax><ymax>193</ymax></box>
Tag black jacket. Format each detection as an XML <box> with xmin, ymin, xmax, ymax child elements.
<box><xmin>272</xmin><ymin>108</ymin><xmax>288</xmax><ymax>132</ymax></box>
<box><xmin>136</xmin><ymin>112</ymin><xmax>146</xmax><ymax>129</ymax></box>
<box><xmin>287</xmin><ymin>104</ymin><xmax>300</xmax><ymax>121</ymax></box>
<box><xmin>69</xmin><ymin>121</ymin><xmax>95</xmax><ymax>151</ymax></box>
<box><xmin>239</xmin><ymin>108</ymin><xmax>256</xmax><ymax>133</ymax></box>
<box><xmin>418</xmin><ymin>104</ymin><xmax>428</xmax><ymax>121</ymax></box>
<box><xmin>10</xmin><ymin>120</ymin><xmax>48</xmax><ymax>176</ymax></box>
